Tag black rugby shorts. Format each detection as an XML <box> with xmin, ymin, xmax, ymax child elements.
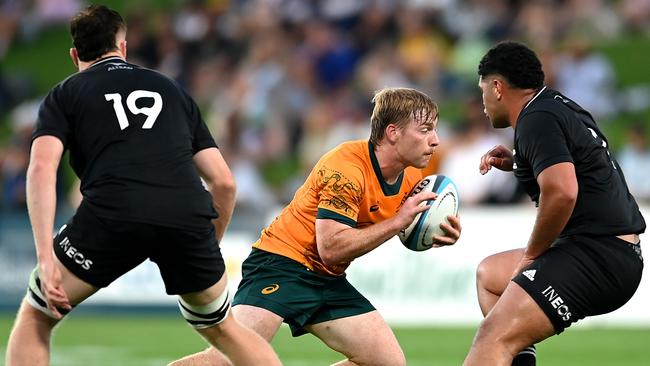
<box><xmin>53</xmin><ymin>203</ymin><xmax>225</xmax><ymax>294</ymax></box>
<box><xmin>513</xmin><ymin>235</ymin><xmax>643</xmax><ymax>333</ymax></box>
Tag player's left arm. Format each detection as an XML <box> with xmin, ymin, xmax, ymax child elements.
<box><xmin>520</xmin><ymin>162</ymin><xmax>577</xmax><ymax>268</ymax></box>
<box><xmin>193</xmin><ymin>147</ymin><xmax>236</xmax><ymax>242</ymax></box>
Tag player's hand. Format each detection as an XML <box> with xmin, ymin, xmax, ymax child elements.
<box><xmin>39</xmin><ymin>260</ymin><xmax>71</xmax><ymax>319</ymax></box>
<box><xmin>395</xmin><ymin>191</ymin><xmax>437</xmax><ymax>230</ymax></box>
<box><xmin>511</xmin><ymin>255</ymin><xmax>536</xmax><ymax>278</ymax></box>
<box><xmin>432</xmin><ymin>215</ymin><xmax>462</xmax><ymax>247</ymax></box>
<box><xmin>479</xmin><ymin>145</ymin><xmax>514</xmax><ymax>174</ymax></box>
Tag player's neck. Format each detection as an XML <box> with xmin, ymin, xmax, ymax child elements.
<box><xmin>373</xmin><ymin>143</ymin><xmax>404</xmax><ymax>184</ymax></box>
<box><xmin>77</xmin><ymin>52</ymin><xmax>125</xmax><ymax>71</ymax></box>
<box><xmin>509</xmin><ymin>88</ymin><xmax>541</xmax><ymax>128</ymax></box>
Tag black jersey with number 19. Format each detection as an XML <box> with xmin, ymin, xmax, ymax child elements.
<box><xmin>514</xmin><ymin>87</ymin><xmax>646</xmax><ymax>237</ymax></box>
<box><xmin>34</xmin><ymin>57</ymin><xmax>218</xmax><ymax>230</ymax></box>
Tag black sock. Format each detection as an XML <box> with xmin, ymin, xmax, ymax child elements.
<box><xmin>512</xmin><ymin>345</ymin><xmax>536</xmax><ymax>366</ymax></box>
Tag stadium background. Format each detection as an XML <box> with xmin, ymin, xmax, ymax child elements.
<box><xmin>1</xmin><ymin>0</ymin><xmax>649</xmax><ymax>365</ymax></box>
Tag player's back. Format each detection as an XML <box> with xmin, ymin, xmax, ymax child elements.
<box><xmin>35</xmin><ymin>57</ymin><xmax>217</xmax><ymax>230</ymax></box>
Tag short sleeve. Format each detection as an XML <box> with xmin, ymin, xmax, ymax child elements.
<box><xmin>184</xmin><ymin>90</ymin><xmax>217</xmax><ymax>153</ymax></box>
<box><xmin>517</xmin><ymin>111</ymin><xmax>573</xmax><ymax>177</ymax></box>
<box><xmin>33</xmin><ymin>85</ymin><xmax>70</xmax><ymax>146</ymax></box>
<box><xmin>315</xmin><ymin>162</ymin><xmax>364</xmax><ymax>228</ymax></box>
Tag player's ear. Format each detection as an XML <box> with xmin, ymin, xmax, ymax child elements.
<box><xmin>493</xmin><ymin>78</ymin><xmax>504</xmax><ymax>100</ymax></box>
<box><xmin>119</xmin><ymin>40</ymin><xmax>127</xmax><ymax>59</ymax></box>
<box><xmin>385</xmin><ymin>123</ymin><xmax>400</xmax><ymax>144</ymax></box>
<box><xmin>69</xmin><ymin>48</ymin><xmax>79</xmax><ymax>68</ymax></box>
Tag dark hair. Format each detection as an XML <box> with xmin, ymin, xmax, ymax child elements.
<box><xmin>70</xmin><ymin>5</ymin><xmax>126</xmax><ymax>62</ymax></box>
<box><xmin>478</xmin><ymin>41</ymin><xmax>544</xmax><ymax>90</ymax></box>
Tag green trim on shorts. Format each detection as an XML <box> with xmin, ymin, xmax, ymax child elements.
<box><xmin>233</xmin><ymin>249</ymin><xmax>374</xmax><ymax>336</ymax></box>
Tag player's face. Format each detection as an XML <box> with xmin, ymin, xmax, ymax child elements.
<box><xmin>397</xmin><ymin>114</ymin><xmax>439</xmax><ymax>168</ymax></box>
<box><xmin>478</xmin><ymin>76</ymin><xmax>509</xmax><ymax>129</ymax></box>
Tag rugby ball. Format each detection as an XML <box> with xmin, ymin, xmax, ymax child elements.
<box><xmin>398</xmin><ymin>175</ymin><xmax>459</xmax><ymax>251</ymax></box>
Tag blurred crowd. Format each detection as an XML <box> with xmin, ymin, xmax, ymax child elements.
<box><xmin>1</xmin><ymin>0</ymin><xmax>650</xmax><ymax>226</ymax></box>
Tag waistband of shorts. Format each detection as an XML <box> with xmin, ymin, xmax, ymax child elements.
<box><xmin>613</xmin><ymin>236</ymin><xmax>643</xmax><ymax>261</ymax></box>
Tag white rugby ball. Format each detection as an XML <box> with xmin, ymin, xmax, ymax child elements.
<box><xmin>398</xmin><ymin>175</ymin><xmax>459</xmax><ymax>251</ymax></box>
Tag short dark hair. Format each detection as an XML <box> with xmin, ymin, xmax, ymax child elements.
<box><xmin>70</xmin><ymin>5</ymin><xmax>126</xmax><ymax>62</ymax></box>
<box><xmin>478</xmin><ymin>41</ymin><xmax>544</xmax><ymax>90</ymax></box>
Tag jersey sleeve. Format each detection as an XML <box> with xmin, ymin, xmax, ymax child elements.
<box><xmin>33</xmin><ymin>85</ymin><xmax>70</xmax><ymax>146</ymax></box>
<box><xmin>517</xmin><ymin>111</ymin><xmax>573</xmax><ymax>177</ymax></box>
<box><xmin>184</xmin><ymin>90</ymin><xmax>217</xmax><ymax>153</ymax></box>
<box><xmin>315</xmin><ymin>160</ymin><xmax>364</xmax><ymax>228</ymax></box>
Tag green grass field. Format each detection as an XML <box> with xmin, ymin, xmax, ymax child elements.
<box><xmin>1</xmin><ymin>313</ymin><xmax>649</xmax><ymax>365</ymax></box>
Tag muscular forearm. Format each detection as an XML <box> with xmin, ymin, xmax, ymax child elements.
<box><xmin>26</xmin><ymin>164</ymin><xmax>58</xmax><ymax>264</ymax></box>
<box><xmin>318</xmin><ymin>215</ymin><xmax>403</xmax><ymax>266</ymax></box>
<box><xmin>208</xmin><ymin>181</ymin><xmax>236</xmax><ymax>242</ymax></box>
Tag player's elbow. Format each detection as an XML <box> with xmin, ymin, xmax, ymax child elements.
<box><xmin>318</xmin><ymin>244</ymin><xmax>338</xmax><ymax>267</ymax></box>
<box><xmin>553</xmin><ymin>183</ymin><xmax>578</xmax><ymax>206</ymax></box>
<box><xmin>26</xmin><ymin>161</ymin><xmax>57</xmax><ymax>182</ymax></box>
<box><xmin>317</xmin><ymin>239</ymin><xmax>343</xmax><ymax>267</ymax></box>
<box><xmin>209</xmin><ymin>174</ymin><xmax>237</xmax><ymax>199</ymax></box>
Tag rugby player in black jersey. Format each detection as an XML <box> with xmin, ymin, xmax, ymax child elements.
<box><xmin>464</xmin><ymin>41</ymin><xmax>645</xmax><ymax>366</ymax></box>
<box><xmin>5</xmin><ymin>5</ymin><xmax>280</xmax><ymax>366</ymax></box>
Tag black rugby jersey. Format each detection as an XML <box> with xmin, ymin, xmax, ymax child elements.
<box><xmin>514</xmin><ymin>87</ymin><xmax>645</xmax><ymax>237</ymax></box>
<box><xmin>34</xmin><ymin>57</ymin><xmax>218</xmax><ymax>230</ymax></box>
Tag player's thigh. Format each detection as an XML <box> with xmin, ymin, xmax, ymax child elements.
<box><xmin>152</xmin><ymin>225</ymin><xmax>226</xmax><ymax>296</ymax></box>
<box><xmin>231</xmin><ymin>304</ymin><xmax>284</xmax><ymax>341</ymax></box>
<box><xmin>476</xmin><ymin>248</ymin><xmax>525</xmax><ymax>295</ymax></box>
<box><xmin>53</xmin><ymin>205</ymin><xmax>149</xmax><ymax>291</ymax></box>
<box><xmin>55</xmin><ymin>254</ymin><xmax>97</xmax><ymax>304</ymax></box>
<box><xmin>306</xmin><ymin>311</ymin><xmax>405</xmax><ymax>366</ymax></box>
<box><xmin>179</xmin><ymin>271</ymin><xmax>227</xmax><ymax>305</ymax></box>
<box><xmin>476</xmin><ymin>281</ymin><xmax>555</xmax><ymax>351</ymax></box>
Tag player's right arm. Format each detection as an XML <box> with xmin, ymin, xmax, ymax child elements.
<box><xmin>27</xmin><ymin>135</ymin><xmax>70</xmax><ymax>318</ymax></box>
<box><xmin>315</xmin><ymin>191</ymin><xmax>435</xmax><ymax>266</ymax></box>
<box><xmin>193</xmin><ymin>147</ymin><xmax>236</xmax><ymax>242</ymax></box>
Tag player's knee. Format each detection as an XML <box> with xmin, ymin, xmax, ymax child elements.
<box><xmin>25</xmin><ymin>268</ymin><xmax>70</xmax><ymax>320</ymax></box>
<box><xmin>363</xmin><ymin>350</ymin><xmax>406</xmax><ymax>366</ymax></box>
<box><xmin>352</xmin><ymin>345</ymin><xmax>405</xmax><ymax>366</ymax></box>
<box><xmin>474</xmin><ymin>316</ymin><xmax>525</xmax><ymax>357</ymax></box>
<box><xmin>476</xmin><ymin>256</ymin><xmax>493</xmax><ymax>288</ymax></box>
<box><xmin>178</xmin><ymin>288</ymin><xmax>230</xmax><ymax>329</ymax></box>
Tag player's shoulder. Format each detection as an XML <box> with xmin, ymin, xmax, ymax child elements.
<box><xmin>319</xmin><ymin>140</ymin><xmax>369</xmax><ymax>167</ymax></box>
<box><xmin>521</xmin><ymin>88</ymin><xmax>573</xmax><ymax>121</ymax></box>
<box><xmin>314</xmin><ymin>140</ymin><xmax>368</xmax><ymax>182</ymax></box>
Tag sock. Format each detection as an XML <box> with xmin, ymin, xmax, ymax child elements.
<box><xmin>512</xmin><ymin>345</ymin><xmax>536</xmax><ymax>366</ymax></box>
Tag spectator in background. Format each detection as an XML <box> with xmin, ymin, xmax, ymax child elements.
<box><xmin>439</xmin><ymin>97</ymin><xmax>520</xmax><ymax>205</ymax></box>
<box><xmin>552</xmin><ymin>33</ymin><xmax>617</xmax><ymax>119</ymax></box>
<box><xmin>1</xmin><ymin>100</ymin><xmax>39</xmax><ymax>210</ymax></box>
<box><xmin>617</xmin><ymin>123</ymin><xmax>650</xmax><ymax>203</ymax></box>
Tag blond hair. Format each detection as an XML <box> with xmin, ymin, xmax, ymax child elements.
<box><xmin>369</xmin><ymin>88</ymin><xmax>438</xmax><ymax>146</ymax></box>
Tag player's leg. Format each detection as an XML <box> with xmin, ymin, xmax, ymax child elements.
<box><xmin>176</xmin><ymin>277</ymin><xmax>283</xmax><ymax>366</ymax></box>
<box><xmin>464</xmin><ymin>281</ymin><xmax>555</xmax><ymax>366</ymax></box>
<box><xmin>168</xmin><ymin>304</ymin><xmax>284</xmax><ymax>366</ymax></box>
<box><xmin>6</xmin><ymin>255</ymin><xmax>98</xmax><ymax>366</ymax></box>
<box><xmin>306</xmin><ymin>310</ymin><xmax>405</xmax><ymax>366</ymax></box>
<box><xmin>476</xmin><ymin>248</ymin><xmax>524</xmax><ymax>315</ymax></box>
<box><xmin>476</xmin><ymin>248</ymin><xmax>537</xmax><ymax>365</ymax></box>
<box><xmin>156</xmin><ymin>230</ymin><xmax>283</xmax><ymax>366</ymax></box>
